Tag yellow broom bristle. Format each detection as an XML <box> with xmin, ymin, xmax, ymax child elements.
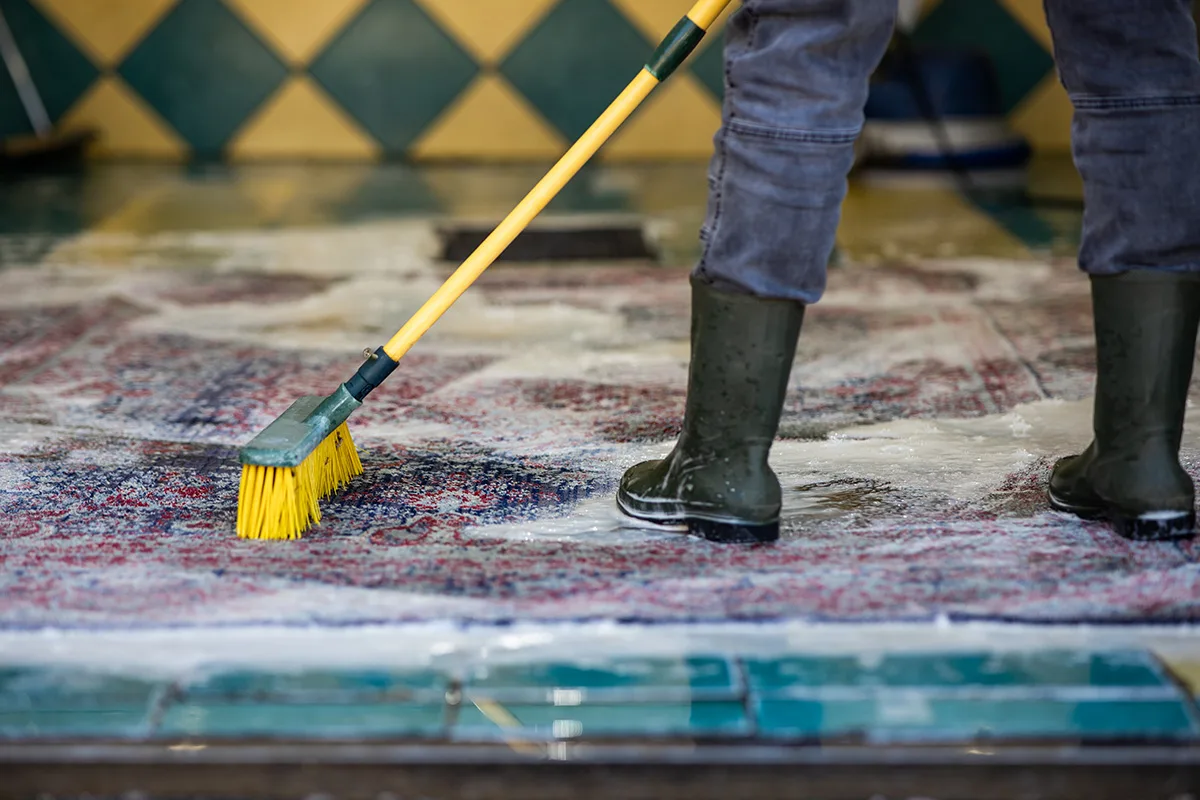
<box><xmin>236</xmin><ymin>423</ymin><xmax>363</xmax><ymax>540</ymax></box>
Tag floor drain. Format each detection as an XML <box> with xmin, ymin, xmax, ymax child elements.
<box><xmin>436</xmin><ymin>217</ymin><xmax>658</xmax><ymax>263</ymax></box>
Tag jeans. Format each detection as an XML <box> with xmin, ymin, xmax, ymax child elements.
<box><xmin>695</xmin><ymin>0</ymin><xmax>1200</xmax><ymax>303</ymax></box>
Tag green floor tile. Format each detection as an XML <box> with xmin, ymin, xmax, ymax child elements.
<box><xmin>754</xmin><ymin>696</ymin><xmax>1198</xmax><ymax>742</ymax></box>
<box><xmin>309</xmin><ymin>0</ymin><xmax>478</xmax><ymax>152</ymax></box>
<box><xmin>464</xmin><ymin>656</ymin><xmax>740</xmax><ymax>703</ymax></box>
<box><xmin>744</xmin><ymin>651</ymin><xmax>1171</xmax><ymax>693</ymax></box>
<box><xmin>455</xmin><ymin>700</ymin><xmax>749</xmax><ymax>739</ymax></box>
<box><xmin>117</xmin><ymin>0</ymin><xmax>288</xmax><ymax>155</ymax></box>
<box><xmin>158</xmin><ymin>702</ymin><xmax>446</xmax><ymax>739</ymax></box>
<box><xmin>499</xmin><ymin>0</ymin><xmax>653</xmax><ymax>141</ymax></box>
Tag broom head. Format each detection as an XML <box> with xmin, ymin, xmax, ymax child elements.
<box><xmin>237</xmin><ymin>389</ymin><xmax>363</xmax><ymax>540</ymax></box>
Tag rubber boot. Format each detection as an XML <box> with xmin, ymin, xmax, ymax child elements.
<box><xmin>1048</xmin><ymin>271</ymin><xmax>1200</xmax><ymax>540</ymax></box>
<box><xmin>616</xmin><ymin>276</ymin><xmax>805</xmax><ymax>543</ymax></box>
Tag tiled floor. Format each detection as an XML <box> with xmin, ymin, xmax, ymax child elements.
<box><xmin>6</xmin><ymin>155</ymin><xmax>1200</xmax><ymax>776</ymax></box>
<box><xmin>4</xmin><ymin>650</ymin><xmax>1197</xmax><ymax>744</ymax></box>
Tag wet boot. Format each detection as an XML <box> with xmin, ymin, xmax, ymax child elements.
<box><xmin>1048</xmin><ymin>271</ymin><xmax>1200</xmax><ymax>540</ymax></box>
<box><xmin>616</xmin><ymin>276</ymin><xmax>805</xmax><ymax>543</ymax></box>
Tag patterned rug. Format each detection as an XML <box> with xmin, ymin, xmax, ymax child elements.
<box><xmin>2</xmin><ymin>223</ymin><xmax>1199</xmax><ymax>630</ymax></box>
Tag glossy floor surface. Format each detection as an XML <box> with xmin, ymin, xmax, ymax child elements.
<box><xmin>7</xmin><ymin>156</ymin><xmax>1200</xmax><ymax>765</ymax></box>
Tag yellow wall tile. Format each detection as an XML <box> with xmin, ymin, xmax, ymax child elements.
<box><xmin>410</xmin><ymin>74</ymin><xmax>566</xmax><ymax>160</ymax></box>
<box><xmin>410</xmin><ymin>0</ymin><xmax>560</xmax><ymax>65</ymax></box>
<box><xmin>32</xmin><ymin>0</ymin><xmax>178</xmax><ymax>67</ymax></box>
<box><xmin>602</xmin><ymin>74</ymin><xmax>720</xmax><ymax>160</ymax></box>
<box><xmin>222</xmin><ymin>0</ymin><xmax>369</xmax><ymax>66</ymax></box>
<box><xmin>57</xmin><ymin>75</ymin><xmax>188</xmax><ymax>159</ymax></box>
<box><xmin>227</xmin><ymin>75</ymin><xmax>381</xmax><ymax>161</ymax></box>
<box><xmin>1010</xmin><ymin>73</ymin><xmax>1073</xmax><ymax>152</ymax></box>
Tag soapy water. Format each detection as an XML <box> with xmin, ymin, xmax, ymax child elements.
<box><xmin>8</xmin><ymin>219</ymin><xmax>1200</xmax><ymax>654</ymax></box>
<box><xmin>460</xmin><ymin>397</ymin><xmax>1120</xmax><ymax>544</ymax></box>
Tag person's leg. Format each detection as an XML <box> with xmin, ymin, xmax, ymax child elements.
<box><xmin>1044</xmin><ymin>0</ymin><xmax>1200</xmax><ymax>540</ymax></box>
<box><xmin>616</xmin><ymin>0</ymin><xmax>896</xmax><ymax>543</ymax></box>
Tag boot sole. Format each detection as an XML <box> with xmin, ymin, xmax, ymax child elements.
<box><xmin>1047</xmin><ymin>490</ymin><xmax>1197</xmax><ymax>541</ymax></box>
<box><xmin>614</xmin><ymin>497</ymin><xmax>779</xmax><ymax>544</ymax></box>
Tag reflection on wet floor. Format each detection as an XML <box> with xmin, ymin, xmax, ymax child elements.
<box><xmin>0</xmin><ymin>153</ymin><xmax>1083</xmax><ymax>268</ymax></box>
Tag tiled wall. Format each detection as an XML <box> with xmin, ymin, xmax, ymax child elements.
<box><xmin>1</xmin><ymin>0</ymin><xmax>1070</xmax><ymax>162</ymax></box>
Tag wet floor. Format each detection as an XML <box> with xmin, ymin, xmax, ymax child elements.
<box><xmin>8</xmin><ymin>154</ymin><xmax>1200</xmax><ymax>765</ymax></box>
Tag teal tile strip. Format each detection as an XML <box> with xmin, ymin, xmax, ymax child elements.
<box><xmin>463</xmin><ymin>656</ymin><xmax>741</xmax><ymax>703</ymax></box>
<box><xmin>743</xmin><ymin>651</ymin><xmax>1173</xmax><ymax>691</ymax></box>
<box><xmin>159</xmin><ymin>702</ymin><xmax>447</xmax><ymax>739</ymax></box>
<box><xmin>753</xmin><ymin>697</ymin><xmax>1198</xmax><ymax>742</ymax></box>
<box><xmin>0</xmin><ymin>667</ymin><xmax>163</xmax><ymax>739</ymax></box>
<box><xmin>454</xmin><ymin>700</ymin><xmax>750</xmax><ymax>739</ymax></box>
<box><xmin>1</xmin><ymin>651</ymin><xmax>1195</xmax><ymax>743</ymax></box>
<box><xmin>178</xmin><ymin>667</ymin><xmax>448</xmax><ymax>702</ymax></box>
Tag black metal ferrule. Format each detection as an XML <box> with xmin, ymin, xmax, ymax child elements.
<box><xmin>645</xmin><ymin>17</ymin><xmax>705</xmax><ymax>81</ymax></box>
<box><xmin>345</xmin><ymin>347</ymin><xmax>399</xmax><ymax>401</ymax></box>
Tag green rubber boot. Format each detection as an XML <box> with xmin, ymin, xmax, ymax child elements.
<box><xmin>1048</xmin><ymin>271</ymin><xmax>1200</xmax><ymax>540</ymax></box>
<box><xmin>616</xmin><ymin>276</ymin><xmax>805</xmax><ymax>543</ymax></box>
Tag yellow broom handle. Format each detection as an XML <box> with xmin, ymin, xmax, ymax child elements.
<box><xmin>382</xmin><ymin>0</ymin><xmax>734</xmax><ymax>362</ymax></box>
<box><xmin>687</xmin><ymin>0</ymin><xmax>731</xmax><ymax>27</ymax></box>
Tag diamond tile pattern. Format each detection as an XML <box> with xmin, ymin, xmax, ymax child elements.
<box><xmin>118</xmin><ymin>0</ymin><xmax>287</xmax><ymax>155</ymax></box>
<box><xmin>310</xmin><ymin>0</ymin><xmax>478</xmax><ymax>152</ymax></box>
<box><xmin>499</xmin><ymin>0</ymin><xmax>654</xmax><ymax>140</ymax></box>
<box><xmin>0</xmin><ymin>0</ymin><xmax>97</xmax><ymax>137</ymax></box>
<box><xmin>0</xmin><ymin>0</ymin><xmax>1065</xmax><ymax>159</ymax></box>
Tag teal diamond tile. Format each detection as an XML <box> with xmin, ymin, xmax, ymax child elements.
<box><xmin>309</xmin><ymin>0</ymin><xmax>478</xmax><ymax>152</ymax></box>
<box><xmin>117</xmin><ymin>0</ymin><xmax>287</xmax><ymax>156</ymax></box>
<box><xmin>455</xmin><ymin>700</ymin><xmax>748</xmax><ymax>740</ymax></box>
<box><xmin>0</xmin><ymin>667</ymin><xmax>161</xmax><ymax>739</ymax></box>
<box><xmin>0</xmin><ymin>0</ymin><xmax>98</xmax><ymax>138</ymax></box>
<box><xmin>158</xmin><ymin>702</ymin><xmax>446</xmax><ymax>739</ymax></box>
<box><xmin>464</xmin><ymin>656</ymin><xmax>740</xmax><ymax>703</ymax></box>
<box><xmin>745</xmin><ymin>651</ymin><xmax>1170</xmax><ymax>693</ymax></box>
<box><xmin>754</xmin><ymin>697</ymin><xmax>1198</xmax><ymax>742</ymax></box>
<box><xmin>499</xmin><ymin>0</ymin><xmax>652</xmax><ymax>141</ymax></box>
<box><xmin>180</xmin><ymin>666</ymin><xmax>448</xmax><ymax>703</ymax></box>
<box><xmin>689</xmin><ymin>32</ymin><xmax>725</xmax><ymax>101</ymax></box>
<box><xmin>910</xmin><ymin>0</ymin><xmax>1054</xmax><ymax>112</ymax></box>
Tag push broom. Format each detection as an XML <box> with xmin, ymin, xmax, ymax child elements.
<box><xmin>236</xmin><ymin>0</ymin><xmax>733</xmax><ymax>540</ymax></box>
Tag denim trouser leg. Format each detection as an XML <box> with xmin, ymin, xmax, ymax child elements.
<box><xmin>1044</xmin><ymin>0</ymin><xmax>1200</xmax><ymax>275</ymax></box>
<box><xmin>693</xmin><ymin>0</ymin><xmax>897</xmax><ymax>304</ymax></box>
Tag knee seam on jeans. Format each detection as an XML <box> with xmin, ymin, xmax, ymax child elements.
<box><xmin>1071</xmin><ymin>93</ymin><xmax>1200</xmax><ymax>111</ymax></box>
<box><xmin>727</xmin><ymin>118</ymin><xmax>861</xmax><ymax>144</ymax></box>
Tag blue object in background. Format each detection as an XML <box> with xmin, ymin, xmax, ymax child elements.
<box><xmin>860</xmin><ymin>45</ymin><xmax>1032</xmax><ymax>171</ymax></box>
